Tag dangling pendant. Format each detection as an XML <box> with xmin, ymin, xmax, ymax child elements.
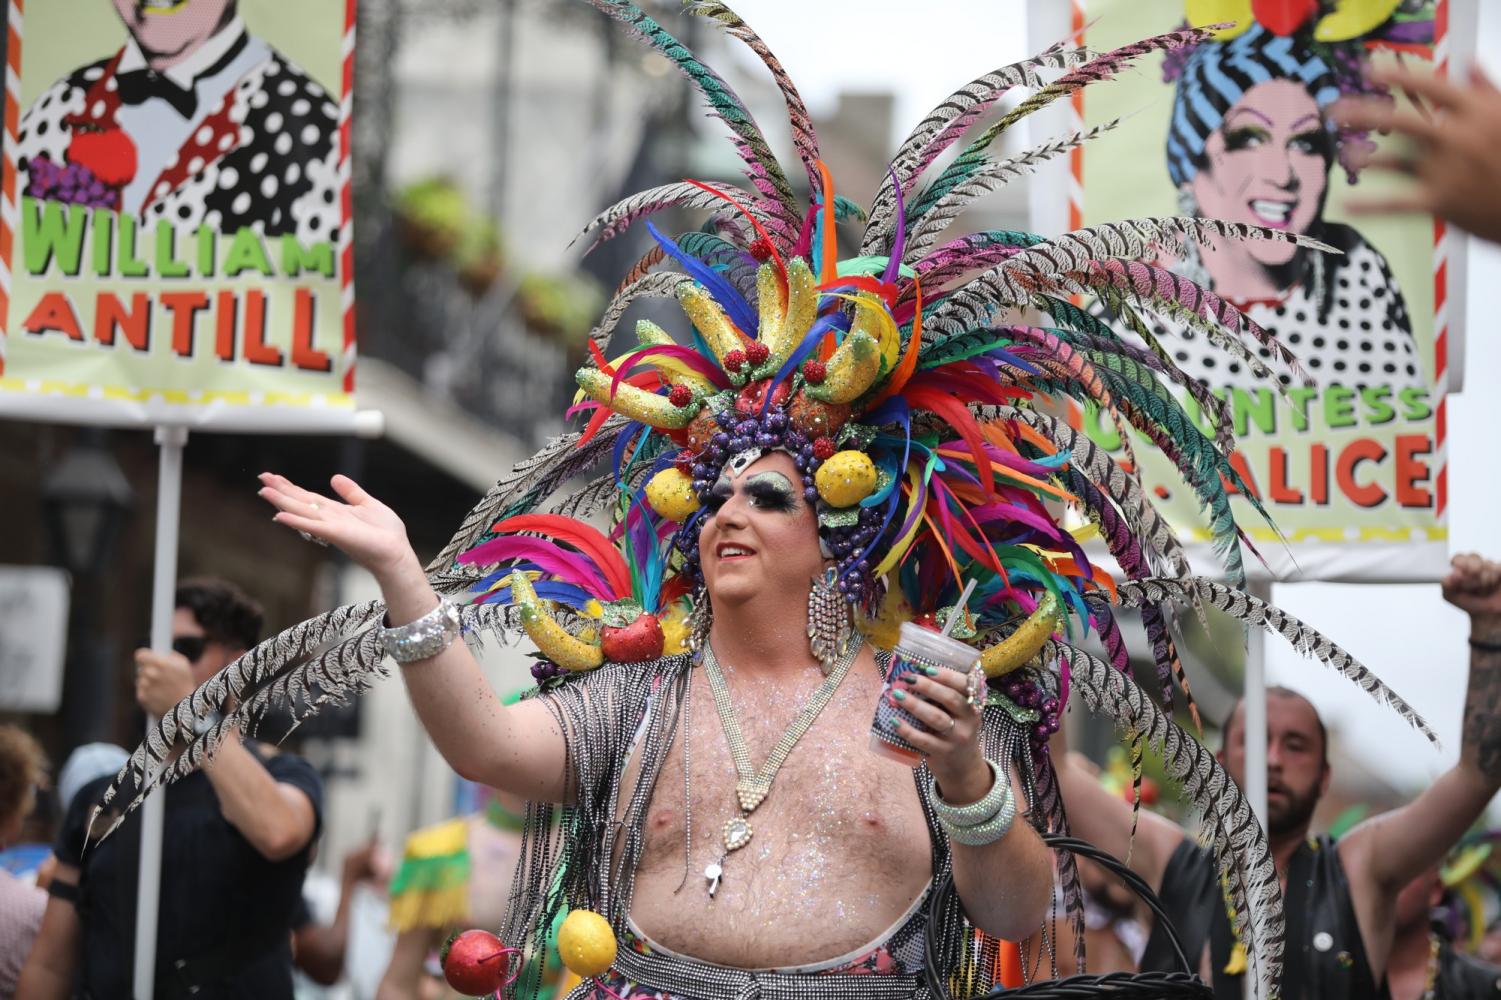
<box><xmin>723</xmin><ymin>814</ymin><xmax>753</xmax><ymax>853</ymax></box>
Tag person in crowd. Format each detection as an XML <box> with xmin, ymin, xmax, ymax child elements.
<box><xmin>376</xmin><ymin>790</ymin><xmax>559</xmax><ymax>1000</ymax></box>
<box><xmin>291</xmin><ymin>835</ymin><xmax>390</xmax><ymax>987</ymax></box>
<box><xmin>18</xmin><ymin>577</ymin><xmax>323</xmax><ymax>999</ymax></box>
<box><xmin>1054</xmin><ymin>552</ymin><xmax>1501</xmax><ymax>999</ymax></box>
<box><xmin>0</xmin><ymin>726</ymin><xmax>48</xmax><ymax>996</ymax></box>
<box><xmin>1387</xmin><ymin>865</ymin><xmax>1501</xmax><ymax>1000</ymax></box>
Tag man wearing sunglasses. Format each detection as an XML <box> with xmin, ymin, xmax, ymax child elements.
<box><xmin>19</xmin><ymin>578</ymin><xmax>323</xmax><ymax>1000</ymax></box>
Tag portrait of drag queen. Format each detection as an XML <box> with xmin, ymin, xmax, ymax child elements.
<box><xmin>1156</xmin><ymin>21</ymin><xmax>1425</xmax><ymax>390</ymax></box>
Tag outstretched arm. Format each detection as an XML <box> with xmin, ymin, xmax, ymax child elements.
<box><xmin>259</xmin><ymin>472</ymin><xmax>570</xmax><ymax>803</ymax></box>
<box><xmin>1342</xmin><ymin>553</ymin><xmax>1501</xmax><ymax>893</ymax></box>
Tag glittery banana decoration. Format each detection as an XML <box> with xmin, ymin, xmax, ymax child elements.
<box><xmin>510</xmin><ymin>571</ymin><xmax>604</xmax><ymax>672</ymax></box>
<box><xmin>981</xmin><ymin>592</ymin><xmax>1061</xmax><ymax>677</ymax></box>
<box><xmin>635</xmin><ymin>320</ymin><xmax>717</xmax><ymax>392</ymax></box>
<box><xmin>576</xmin><ymin>369</ymin><xmax>697</xmax><ymax>430</ymax></box>
<box><xmin>805</xmin><ymin>329</ymin><xmax>881</xmax><ymax>404</ymax></box>
<box><xmin>677</xmin><ymin>282</ymin><xmax>747</xmax><ymax>364</ymax></box>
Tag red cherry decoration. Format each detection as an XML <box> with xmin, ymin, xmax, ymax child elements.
<box><xmin>66</xmin><ymin>127</ymin><xmax>137</xmax><ymax>188</ymax></box>
<box><xmin>745</xmin><ymin>341</ymin><xmax>770</xmax><ymax>366</ymax></box>
<box><xmin>802</xmin><ymin>360</ymin><xmax>827</xmax><ymax>384</ymax></box>
<box><xmin>441</xmin><ymin>929</ymin><xmax>512</xmax><ymax>996</ymax></box>
<box><xmin>724</xmin><ymin>349</ymin><xmax>747</xmax><ymax>372</ymax></box>
<box><xmin>812</xmin><ymin>436</ymin><xmax>836</xmax><ymax>461</ymax></box>
<box><xmin>748</xmin><ymin>237</ymin><xmax>775</xmax><ymax>261</ymax></box>
<box><xmin>668</xmin><ymin>383</ymin><xmax>694</xmax><ymax>408</ymax></box>
<box><xmin>1251</xmin><ymin>0</ymin><xmax>1317</xmax><ymax>36</ymax></box>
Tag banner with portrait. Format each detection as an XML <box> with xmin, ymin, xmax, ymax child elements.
<box><xmin>0</xmin><ymin>0</ymin><xmax>358</xmax><ymax>432</ymax></box>
<box><xmin>1028</xmin><ymin>0</ymin><xmax>1474</xmax><ymax>582</ymax></box>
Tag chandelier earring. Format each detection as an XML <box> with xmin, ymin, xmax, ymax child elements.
<box><xmin>687</xmin><ymin>584</ymin><xmax>713</xmax><ymax>655</ymax></box>
<box><xmin>807</xmin><ymin>567</ymin><xmax>856</xmax><ymax>675</ymax></box>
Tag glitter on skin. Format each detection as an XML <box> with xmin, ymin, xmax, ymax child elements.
<box><xmin>624</xmin><ymin>651</ymin><xmax>936</xmax><ymax>968</ymax></box>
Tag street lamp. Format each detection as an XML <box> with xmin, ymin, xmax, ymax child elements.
<box><xmin>41</xmin><ymin>429</ymin><xmax>135</xmax><ymax>576</ymax></box>
<box><xmin>41</xmin><ymin>429</ymin><xmax>135</xmax><ymax>752</ymax></box>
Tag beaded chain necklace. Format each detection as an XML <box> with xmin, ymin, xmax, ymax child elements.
<box><xmin>689</xmin><ymin>640</ymin><xmax>861</xmax><ymax>898</ymax></box>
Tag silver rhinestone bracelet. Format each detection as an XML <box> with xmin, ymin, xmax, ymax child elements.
<box><xmin>381</xmin><ymin>597</ymin><xmax>461</xmax><ymax>663</ymax></box>
<box><xmin>929</xmin><ymin>758</ymin><xmax>1008</xmax><ymax>828</ymax></box>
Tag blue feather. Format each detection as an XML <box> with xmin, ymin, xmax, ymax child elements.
<box><xmin>646</xmin><ymin>222</ymin><xmax>758</xmax><ymax>336</ymax></box>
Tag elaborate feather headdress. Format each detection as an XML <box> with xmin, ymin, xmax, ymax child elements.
<box><xmin>98</xmin><ymin>4</ymin><xmax>1439</xmax><ymax>995</ymax></box>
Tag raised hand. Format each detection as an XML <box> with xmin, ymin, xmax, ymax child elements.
<box><xmin>1332</xmin><ymin>64</ymin><xmax>1501</xmax><ymax>245</ymax></box>
<box><xmin>1442</xmin><ymin>552</ymin><xmax>1501</xmax><ymax>632</ymax></box>
<box><xmin>258</xmin><ymin>473</ymin><xmax>420</xmax><ymax>585</ymax></box>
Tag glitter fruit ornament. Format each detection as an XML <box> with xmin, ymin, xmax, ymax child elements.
<box><xmin>599</xmin><ymin>611</ymin><xmax>666</xmax><ymax>663</ymax></box>
<box><xmin>558</xmin><ymin>909</ymin><xmax>618</xmax><ymax>978</ymax></box>
<box><xmin>735</xmin><ymin>378</ymin><xmax>790</xmax><ymax>416</ymax></box>
<box><xmin>786</xmin><ymin>393</ymin><xmax>849</xmax><ymax>439</ymax></box>
<box><xmin>645</xmin><ymin>467</ymin><xmax>700</xmax><ymax>523</ymax></box>
<box><xmin>815</xmin><ymin>450</ymin><xmax>878</xmax><ymax>508</ymax></box>
<box><xmin>683</xmin><ymin>409</ymin><xmax>719</xmax><ymax>452</ymax></box>
<box><xmin>440</xmin><ymin>929</ymin><xmax>513</xmax><ymax>996</ymax></box>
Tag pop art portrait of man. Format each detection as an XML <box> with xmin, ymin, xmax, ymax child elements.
<box><xmin>15</xmin><ymin>0</ymin><xmax>341</xmax><ymax>244</ymax></box>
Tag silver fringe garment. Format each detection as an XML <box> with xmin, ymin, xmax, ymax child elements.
<box><xmin>504</xmin><ymin>652</ymin><xmax>1032</xmax><ymax>1000</ymax></box>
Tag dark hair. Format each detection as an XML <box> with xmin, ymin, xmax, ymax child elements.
<box><xmin>176</xmin><ymin>577</ymin><xmax>264</xmax><ymax>653</ymax></box>
<box><xmin>0</xmin><ymin>725</ymin><xmax>47</xmax><ymax>824</ymax></box>
<box><xmin>1221</xmin><ymin>685</ymin><xmax>1329</xmax><ymax>768</ymax></box>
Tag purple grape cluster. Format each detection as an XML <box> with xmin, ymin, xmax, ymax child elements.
<box><xmin>677</xmin><ymin>403</ymin><xmax>887</xmax><ymax>612</ymax></box>
<box><xmin>997</xmin><ymin>672</ymin><xmax>1062</xmax><ymax>750</ymax></box>
<box><xmin>25</xmin><ymin>155</ymin><xmax>120</xmax><ymax>210</ymax></box>
<box><xmin>529</xmin><ymin>659</ymin><xmax>567</xmax><ymax>683</ymax></box>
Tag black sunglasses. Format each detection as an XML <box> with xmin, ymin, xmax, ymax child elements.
<box><xmin>136</xmin><ymin>635</ymin><xmax>209</xmax><ymax>661</ymax></box>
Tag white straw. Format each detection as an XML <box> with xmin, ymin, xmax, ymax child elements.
<box><xmin>940</xmin><ymin>579</ymin><xmax>978</xmax><ymax>638</ymax></box>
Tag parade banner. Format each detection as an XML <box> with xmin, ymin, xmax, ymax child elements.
<box><xmin>1034</xmin><ymin>0</ymin><xmax>1470</xmax><ymax>582</ymax></box>
<box><xmin>0</xmin><ymin>1</ymin><xmax>358</xmax><ymax>432</ymax></box>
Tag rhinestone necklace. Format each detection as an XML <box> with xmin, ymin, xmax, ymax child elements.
<box><xmin>698</xmin><ymin>639</ymin><xmax>861</xmax><ymax>898</ymax></box>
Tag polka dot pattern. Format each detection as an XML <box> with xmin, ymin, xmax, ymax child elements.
<box><xmin>1112</xmin><ymin>227</ymin><xmax>1424</xmax><ymax>392</ymax></box>
<box><xmin>16</xmin><ymin>45</ymin><xmax>342</xmax><ymax>246</ymax></box>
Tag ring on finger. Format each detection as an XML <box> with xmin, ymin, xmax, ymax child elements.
<box><xmin>944</xmin><ymin>715</ymin><xmax>956</xmax><ymax>734</ymax></box>
<box><xmin>308</xmin><ymin>501</ymin><xmax>321</xmax><ymax>512</ymax></box>
<box><xmin>297</xmin><ymin>529</ymin><xmax>330</xmax><ymax>548</ymax></box>
<box><xmin>965</xmin><ymin>665</ymin><xmax>987</xmax><ymax>713</ymax></box>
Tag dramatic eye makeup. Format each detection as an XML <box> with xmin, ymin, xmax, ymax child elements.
<box><xmin>705</xmin><ymin>475</ymin><xmax>734</xmax><ymax>512</ymax></box>
<box><xmin>745</xmin><ymin>472</ymin><xmax>798</xmax><ymax>513</ymax></box>
<box><xmin>704</xmin><ymin>471</ymin><xmax>799</xmax><ymax>514</ymax></box>
<box><xmin>1222</xmin><ymin>125</ymin><xmax>1271</xmax><ymax>152</ymax></box>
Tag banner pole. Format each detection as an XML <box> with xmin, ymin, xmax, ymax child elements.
<box><xmin>1243</xmin><ymin>578</ymin><xmax>1270</xmax><ymax>1000</ymax></box>
<box><xmin>133</xmin><ymin>425</ymin><xmax>187</xmax><ymax>1000</ymax></box>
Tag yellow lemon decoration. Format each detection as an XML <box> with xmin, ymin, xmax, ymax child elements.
<box><xmin>815</xmin><ymin>450</ymin><xmax>878</xmax><ymax>508</ymax></box>
<box><xmin>645</xmin><ymin>467</ymin><xmax>700</xmax><ymax>523</ymax></box>
<box><xmin>1186</xmin><ymin>0</ymin><xmax>1254</xmax><ymax>40</ymax></box>
<box><xmin>658</xmin><ymin>601</ymin><xmax>691</xmax><ymax>656</ymax></box>
<box><xmin>557</xmin><ymin>909</ymin><xmax>617</xmax><ymax>978</ymax></box>
<box><xmin>1314</xmin><ymin>0</ymin><xmax>1404</xmax><ymax>42</ymax></box>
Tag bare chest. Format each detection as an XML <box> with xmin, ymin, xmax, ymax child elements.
<box><xmin>621</xmin><ymin>662</ymin><xmax>934</xmax><ymax>968</ymax></box>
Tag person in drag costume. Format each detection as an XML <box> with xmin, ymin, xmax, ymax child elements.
<box><xmin>95</xmin><ymin>4</ymin><xmax>1437</xmax><ymax>998</ymax></box>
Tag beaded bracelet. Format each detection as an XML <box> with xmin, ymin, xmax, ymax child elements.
<box><xmin>381</xmin><ymin>597</ymin><xmax>461</xmax><ymax>663</ymax></box>
<box><xmin>942</xmin><ymin>787</ymin><xmax>1017</xmax><ymax>847</ymax></box>
<box><xmin>930</xmin><ymin>758</ymin><xmax>1007</xmax><ymax>828</ymax></box>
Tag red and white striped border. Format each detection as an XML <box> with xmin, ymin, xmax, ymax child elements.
<box><xmin>1432</xmin><ymin>0</ymin><xmax>1450</xmax><ymax>520</ymax></box>
<box><xmin>339</xmin><ymin>0</ymin><xmax>357</xmax><ymax>396</ymax></box>
<box><xmin>0</xmin><ymin>0</ymin><xmax>23</xmax><ymax>377</ymax></box>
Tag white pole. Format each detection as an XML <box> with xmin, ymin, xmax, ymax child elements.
<box><xmin>1243</xmin><ymin>579</ymin><xmax>1270</xmax><ymax>1000</ymax></box>
<box><xmin>133</xmin><ymin>425</ymin><xmax>187</xmax><ymax>1000</ymax></box>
